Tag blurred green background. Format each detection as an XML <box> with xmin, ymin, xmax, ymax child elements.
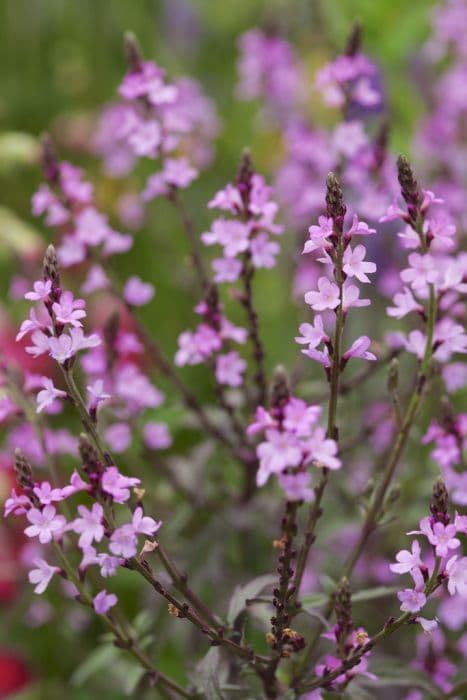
<box><xmin>0</xmin><ymin>1</ymin><xmax>442</xmax><ymax>698</ymax></box>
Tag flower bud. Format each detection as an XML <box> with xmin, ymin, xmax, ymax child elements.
<box><xmin>14</xmin><ymin>448</ymin><xmax>34</xmax><ymax>489</ymax></box>
<box><xmin>387</xmin><ymin>357</ymin><xmax>399</xmax><ymax>393</ymax></box>
<box><xmin>397</xmin><ymin>155</ymin><xmax>421</xmax><ymax>209</ymax></box>
<box><xmin>124</xmin><ymin>31</ymin><xmax>143</xmax><ymax>73</ymax></box>
<box><xmin>43</xmin><ymin>244</ymin><xmax>60</xmax><ymax>289</ymax></box>
<box><xmin>345</xmin><ymin>21</ymin><xmax>362</xmax><ymax>57</ymax></box>
<box><xmin>325</xmin><ymin>172</ymin><xmax>346</xmax><ymax>222</ymax></box>
<box><xmin>78</xmin><ymin>434</ymin><xmax>100</xmax><ymax>472</ymax></box>
<box><xmin>270</xmin><ymin>365</ymin><xmax>290</xmax><ymax>409</ymax></box>
<box><xmin>40</xmin><ymin>133</ymin><xmax>60</xmax><ymax>184</ymax></box>
<box><xmin>236</xmin><ymin>148</ymin><xmax>253</xmax><ymax>208</ymax></box>
<box><xmin>430</xmin><ymin>477</ymin><xmax>450</xmax><ymax>524</ymax></box>
<box><xmin>335</xmin><ymin>576</ymin><xmax>352</xmax><ymax>648</ymax></box>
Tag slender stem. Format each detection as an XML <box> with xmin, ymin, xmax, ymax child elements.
<box><xmin>169</xmin><ymin>189</ymin><xmax>208</xmax><ymax>291</ymax></box>
<box><xmin>290</xmin><ymin>228</ymin><xmax>345</xmax><ymax>610</ymax></box>
<box><xmin>52</xmin><ymin>543</ymin><xmax>193</xmax><ymax>699</ymax></box>
<box><xmin>262</xmin><ymin>502</ymin><xmax>300</xmax><ymax>696</ymax></box>
<box><xmin>240</xmin><ymin>250</ymin><xmax>267</xmax><ymax>408</ymax></box>
<box><xmin>299</xmin><ymin>282</ymin><xmax>438</xmax><ymax>669</ymax></box>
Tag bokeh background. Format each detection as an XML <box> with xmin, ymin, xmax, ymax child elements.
<box><xmin>0</xmin><ymin>1</ymin><xmax>450</xmax><ymax>698</ymax></box>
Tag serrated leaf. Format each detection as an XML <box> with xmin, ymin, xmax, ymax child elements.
<box><xmin>227</xmin><ymin>574</ymin><xmax>276</xmax><ymax>625</ymax></box>
<box><xmin>71</xmin><ymin>644</ymin><xmax>119</xmax><ymax>686</ymax></box>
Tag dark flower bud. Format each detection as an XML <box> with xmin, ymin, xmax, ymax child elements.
<box><xmin>430</xmin><ymin>477</ymin><xmax>450</xmax><ymax>524</ymax></box>
<box><xmin>40</xmin><ymin>133</ymin><xmax>60</xmax><ymax>184</ymax></box>
<box><xmin>78</xmin><ymin>434</ymin><xmax>100</xmax><ymax>472</ymax></box>
<box><xmin>42</xmin><ymin>244</ymin><xmax>60</xmax><ymax>289</ymax></box>
<box><xmin>397</xmin><ymin>155</ymin><xmax>421</xmax><ymax>209</ymax></box>
<box><xmin>270</xmin><ymin>365</ymin><xmax>290</xmax><ymax>409</ymax></box>
<box><xmin>236</xmin><ymin>148</ymin><xmax>253</xmax><ymax>208</ymax></box>
<box><xmin>104</xmin><ymin>311</ymin><xmax>120</xmax><ymax>352</ymax></box>
<box><xmin>335</xmin><ymin>576</ymin><xmax>353</xmax><ymax>645</ymax></box>
<box><xmin>373</xmin><ymin>120</ymin><xmax>390</xmax><ymax>170</ymax></box>
<box><xmin>14</xmin><ymin>448</ymin><xmax>34</xmax><ymax>489</ymax></box>
<box><xmin>124</xmin><ymin>31</ymin><xmax>143</xmax><ymax>73</ymax></box>
<box><xmin>387</xmin><ymin>357</ymin><xmax>399</xmax><ymax>393</ymax></box>
<box><xmin>345</xmin><ymin>21</ymin><xmax>362</xmax><ymax>57</ymax></box>
<box><xmin>325</xmin><ymin>172</ymin><xmax>346</xmax><ymax>223</ymax></box>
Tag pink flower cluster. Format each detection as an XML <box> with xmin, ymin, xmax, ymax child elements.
<box><xmin>298</xmin><ymin>210</ymin><xmax>377</xmax><ymax>373</ymax></box>
<box><xmin>248</xmin><ymin>397</ymin><xmax>340</xmax><ymax>498</ymax></box>
<box><xmin>202</xmin><ymin>169</ymin><xmax>283</xmax><ymax>283</ymax></box>
<box><xmin>390</xmin><ymin>503</ymin><xmax>467</xmax><ymax>625</ymax></box>
<box><xmin>6</xmin><ymin>463</ymin><xmax>161</xmax><ymax>603</ymax></box>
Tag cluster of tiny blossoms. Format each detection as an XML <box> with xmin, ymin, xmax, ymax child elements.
<box><xmin>390</xmin><ymin>480</ymin><xmax>467</xmax><ymax>632</ymax></box>
<box><xmin>93</xmin><ymin>34</ymin><xmax>218</xmax><ymax>189</ymax></box>
<box><xmin>297</xmin><ymin>174</ymin><xmax>377</xmax><ymax>375</ymax></box>
<box><xmin>5</xmin><ymin>251</ymin><xmax>162</xmax><ymax>611</ymax></box>
<box><xmin>247</xmin><ymin>375</ymin><xmax>340</xmax><ymax>499</ymax></box>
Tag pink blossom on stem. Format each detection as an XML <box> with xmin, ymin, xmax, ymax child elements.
<box><xmin>93</xmin><ymin>590</ymin><xmax>118</xmax><ymax>615</ymax></box>
<box><xmin>24</xmin><ymin>505</ymin><xmax>66</xmax><ymax>544</ymax></box>
<box><xmin>123</xmin><ymin>276</ymin><xmax>155</xmax><ymax>306</ymax></box>
<box><xmin>215</xmin><ymin>351</ymin><xmax>246</xmax><ymax>387</ymax></box>
<box><xmin>36</xmin><ymin>378</ymin><xmax>67</xmax><ymax>413</ymax></box>
<box><xmin>28</xmin><ymin>559</ymin><xmax>60</xmax><ymax>594</ymax></box>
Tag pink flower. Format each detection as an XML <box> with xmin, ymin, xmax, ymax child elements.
<box><xmin>208</xmin><ymin>184</ymin><xmax>243</xmax><ymax>213</ymax></box>
<box><xmin>87</xmin><ymin>379</ymin><xmax>111</xmax><ymax>411</ymax></box>
<box><xmin>390</xmin><ymin>540</ymin><xmax>423</xmax><ymax>574</ymax></box>
<box><xmin>332</xmin><ymin>121</ymin><xmax>368</xmax><ymax>159</ymax></box>
<box><xmin>303</xmin><ymin>216</ymin><xmax>334</xmax><ymax>254</ymax></box>
<box><xmin>305</xmin><ymin>277</ymin><xmax>340</xmax><ymax>311</ymax></box>
<box><xmin>52</xmin><ymin>292</ymin><xmax>86</xmax><ymax>327</ymax></box>
<box><xmin>250</xmin><ymin>233</ymin><xmax>280</xmax><ymax>269</ymax></box>
<box><xmin>215</xmin><ymin>351</ymin><xmax>246</xmax><ymax>387</ymax></box>
<box><xmin>346</xmin><ymin>215</ymin><xmax>376</xmax><ymax>237</ymax></box>
<box><xmin>343</xmin><ymin>245</ymin><xmax>376</xmax><ymax>283</ymax></box>
<box><xmin>247</xmin><ymin>406</ymin><xmax>277</xmax><ymax>436</ymax></box>
<box><xmin>398</xmin><ymin>587</ymin><xmax>427</xmax><ymax>613</ymax></box>
<box><xmin>24</xmin><ymin>505</ymin><xmax>66</xmax><ymax>544</ymax></box>
<box><xmin>163</xmin><ymin>158</ymin><xmax>198</xmax><ymax>188</ymax></box>
<box><xmin>26</xmin><ymin>330</ymin><xmax>51</xmax><ymax>358</ymax></box>
<box><xmin>4</xmin><ymin>489</ymin><xmax>31</xmax><ymax>517</ymax></box>
<box><xmin>401</xmin><ymin>253</ymin><xmax>438</xmax><ymax>290</ymax></box>
<box><xmin>71</xmin><ymin>503</ymin><xmax>105</xmax><ymax>548</ymax></box>
<box><xmin>127</xmin><ymin>119</ymin><xmax>161</xmax><ymax>157</ymax></box>
<box><xmin>33</xmin><ymin>481</ymin><xmax>64</xmax><ymax>506</ymax></box>
<box><xmin>28</xmin><ymin>559</ymin><xmax>60</xmax><ymax>594</ymax></box>
<box><xmin>143</xmin><ymin>422</ymin><xmax>172</xmax><ymax>450</ymax></box>
<box><xmin>342</xmin><ymin>283</ymin><xmax>371</xmax><ymax>310</ymax></box>
<box><xmin>343</xmin><ymin>336</ymin><xmax>376</xmax><ymax>362</ymax></box>
<box><xmin>25</xmin><ymin>279</ymin><xmax>52</xmax><ymax>302</ymax></box>
<box><xmin>279</xmin><ymin>472</ymin><xmax>314</xmax><ymax>502</ymax></box>
<box><xmin>93</xmin><ymin>589</ymin><xmax>118</xmax><ymax>615</ymax></box>
<box><xmin>446</xmin><ymin>556</ymin><xmax>467</xmax><ymax>597</ymax></box>
<box><xmin>36</xmin><ymin>377</ymin><xmax>67</xmax><ymax>413</ymax></box>
<box><xmin>97</xmin><ymin>554</ymin><xmax>124</xmax><ymax>578</ymax></box>
<box><xmin>283</xmin><ymin>399</ymin><xmax>321</xmax><ymax>437</ymax></box>
<box><xmin>104</xmin><ymin>423</ymin><xmax>131</xmax><ymax>453</ymax></box>
<box><xmin>212</xmin><ymin>257</ymin><xmax>242</xmax><ymax>283</ymax></box>
<box><xmin>404</xmin><ymin>330</ymin><xmax>427</xmax><ymax>360</ymax></box>
<box><xmin>123</xmin><ymin>276</ymin><xmax>155</xmax><ymax>306</ymax></box>
<box><xmin>416</xmin><ymin>617</ymin><xmax>438</xmax><ymax>634</ymax></box>
<box><xmin>109</xmin><ymin>524</ymin><xmax>137</xmax><ymax>558</ymax></box>
<box><xmin>132</xmin><ymin>507</ymin><xmax>162</xmax><ymax>536</ymax></box>
<box><xmin>101</xmin><ymin>466</ymin><xmax>140</xmax><ymax>503</ymax></box>
<box><xmin>379</xmin><ymin>201</ymin><xmax>407</xmax><ymax>223</ymax></box>
<box><xmin>304</xmin><ymin>427</ymin><xmax>341</xmax><ymax>470</ymax></box>
<box><xmin>16</xmin><ymin>308</ymin><xmax>47</xmax><ymax>341</ymax></box>
<box><xmin>295</xmin><ymin>316</ymin><xmax>329</xmax><ymax>349</ymax></box>
<box><xmin>48</xmin><ymin>328</ymin><xmax>101</xmax><ymax>363</ymax></box>
<box><xmin>256</xmin><ymin>430</ymin><xmax>303</xmax><ymax>486</ymax></box>
<box><xmin>214</xmin><ymin>219</ymin><xmax>250</xmax><ymax>257</ymax></box>
<box><xmin>426</xmin><ymin>522</ymin><xmax>460</xmax><ymax>558</ymax></box>
<box><xmin>303</xmin><ymin>346</ymin><xmax>332</xmax><ymax>369</ymax></box>
<box><xmin>387</xmin><ymin>287</ymin><xmax>423</xmax><ymax>319</ymax></box>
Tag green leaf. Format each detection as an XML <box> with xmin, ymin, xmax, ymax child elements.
<box><xmin>227</xmin><ymin>574</ymin><xmax>276</xmax><ymax>625</ymax></box>
<box><xmin>71</xmin><ymin>644</ymin><xmax>119</xmax><ymax>686</ymax></box>
<box><xmin>193</xmin><ymin>647</ymin><xmax>226</xmax><ymax>700</ymax></box>
<box><xmin>302</xmin><ymin>585</ymin><xmax>399</xmax><ymax>611</ymax></box>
